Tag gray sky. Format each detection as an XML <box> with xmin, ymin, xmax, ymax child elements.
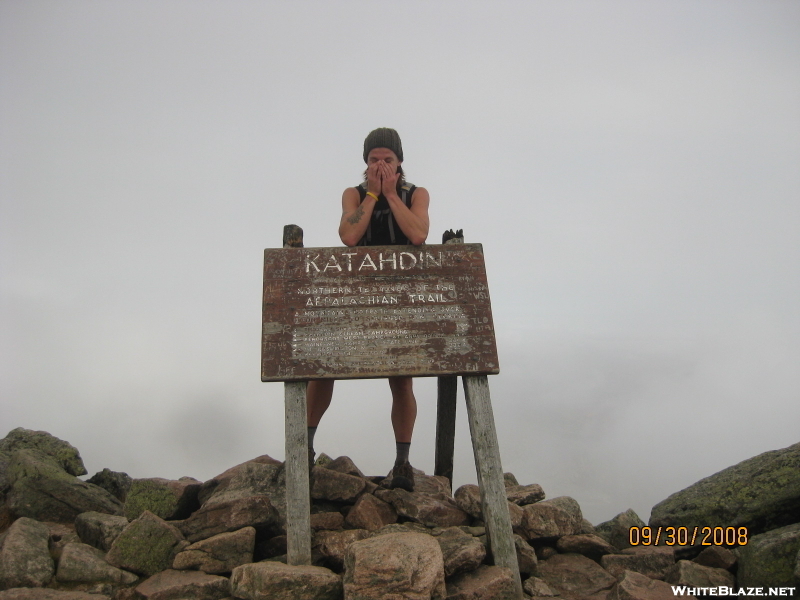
<box><xmin>1</xmin><ymin>0</ymin><xmax>798</xmax><ymax>525</ymax></box>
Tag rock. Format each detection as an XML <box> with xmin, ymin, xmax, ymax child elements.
<box><xmin>503</xmin><ymin>473</ymin><xmax>519</xmax><ymax>488</ymax></box>
<box><xmin>537</xmin><ymin>553</ymin><xmax>617</xmax><ymax>598</ymax></box>
<box><xmin>230</xmin><ymin>561</ymin><xmax>341</xmax><ymax>600</ymax></box>
<box><xmin>5</xmin><ymin>450</ymin><xmax>123</xmax><ymax>523</ymax></box>
<box><xmin>0</xmin><ymin>591</ymin><xmax>111</xmax><ymax>600</ymax></box>
<box><xmin>135</xmin><ymin>569</ymin><xmax>230</xmax><ymax>599</ymax></box>
<box><xmin>197</xmin><ymin>455</ymin><xmax>282</xmax><ymax>502</ymax></box>
<box><xmin>86</xmin><ymin>469</ymin><xmax>132</xmax><ymax>503</ymax></box>
<box><xmin>556</xmin><ymin>534</ymin><xmax>616</xmax><ymax>562</ymax></box>
<box><xmin>521</xmin><ymin>496</ymin><xmax>583</xmax><ymax>540</ymax></box>
<box><xmin>581</xmin><ymin>519</ymin><xmax>596</xmax><ymax>534</ymax></box>
<box><xmin>311</xmin><ymin>512</ymin><xmax>345</xmax><ymax>531</ymax></box>
<box><xmin>172</xmin><ymin>526</ymin><xmax>255</xmax><ymax>574</ymax></box>
<box><xmin>310</xmin><ymin>467</ymin><xmax>365</xmax><ymax>504</ymax></box>
<box><xmin>343</xmin><ymin>532</ymin><xmax>446</xmax><ymax>600</ymax></box>
<box><xmin>737</xmin><ymin>523</ymin><xmax>800</xmax><ymax>588</ymax></box>
<box><xmin>409</xmin><ymin>472</ymin><xmax>453</xmax><ymax>498</ymax></box>
<box><xmin>45</xmin><ymin>522</ymin><xmax>80</xmax><ymax>561</ymax></box>
<box><xmin>323</xmin><ymin>456</ymin><xmax>364</xmax><ymax>478</ymax></box>
<box><xmin>174</xmin><ymin>495</ymin><xmax>280</xmax><ymax>543</ymax></box>
<box><xmin>199</xmin><ymin>458</ymin><xmax>286</xmax><ymax>523</ymax></box>
<box><xmin>513</xmin><ymin>534</ymin><xmax>538</xmax><ymax>576</ymax></box>
<box><xmin>601</xmin><ymin>548</ymin><xmax>675</xmax><ymax>581</ymax></box>
<box><xmin>124</xmin><ymin>477</ymin><xmax>201</xmax><ymax>521</ymax></box>
<box><xmin>0</xmin><ymin>428</ymin><xmax>86</xmax><ymax>487</ymax></box>
<box><xmin>74</xmin><ymin>512</ymin><xmax>129</xmax><ymax>552</ymax></box>
<box><xmin>314</xmin><ymin>529</ymin><xmax>370</xmax><ymax>571</ymax></box>
<box><xmin>663</xmin><ymin>560</ymin><xmax>734</xmax><ymax>587</ymax></box>
<box><xmin>55</xmin><ymin>542</ymin><xmax>137</xmax><ymax>584</ymax></box>
<box><xmin>434</xmin><ymin>527</ymin><xmax>486</xmax><ymax>577</ymax></box>
<box><xmin>609</xmin><ymin>569</ymin><xmax>681</xmax><ymax>600</ymax></box>
<box><xmin>378</xmin><ymin>488</ymin><xmax>469</xmax><ymax>528</ymax></box>
<box><xmin>506</xmin><ymin>484</ymin><xmax>545</xmax><ymax>506</ymax></box>
<box><xmin>523</xmin><ymin>576</ymin><xmax>559</xmax><ymax>597</ymax></box>
<box><xmin>344</xmin><ymin>494</ymin><xmax>397</xmax><ymax>531</ymax></box>
<box><xmin>649</xmin><ymin>441</ymin><xmax>800</xmax><ymax>535</ymax></box>
<box><xmin>445</xmin><ymin>565</ymin><xmax>516</xmax><ymax>600</ymax></box>
<box><xmin>692</xmin><ymin>546</ymin><xmax>736</xmax><ymax>570</ymax></box>
<box><xmin>0</xmin><ymin>517</ymin><xmax>54</xmax><ymax>589</ymax></box>
<box><xmin>595</xmin><ymin>510</ymin><xmax>645</xmax><ymax>550</ymax></box>
<box><xmin>105</xmin><ymin>511</ymin><xmax>187</xmax><ymax>577</ymax></box>
<box><xmin>535</xmin><ymin>545</ymin><xmax>558</xmax><ymax>561</ymax></box>
<box><xmin>453</xmin><ymin>485</ymin><xmax>482</xmax><ymax>519</ymax></box>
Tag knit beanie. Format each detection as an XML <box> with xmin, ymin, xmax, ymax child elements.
<box><xmin>363</xmin><ymin>128</ymin><xmax>403</xmax><ymax>163</ymax></box>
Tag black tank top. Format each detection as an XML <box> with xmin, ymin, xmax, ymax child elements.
<box><xmin>355</xmin><ymin>182</ymin><xmax>417</xmax><ymax>246</ymax></box>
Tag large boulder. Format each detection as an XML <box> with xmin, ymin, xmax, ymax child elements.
<box><xmin>0</xmin><ymin>429</ymin><xmax>86</xmax><ymax>494</ymax></box>
<box><xmin>310</xmin><ymin>467</ymin><xmax>366</xmax><ymax>504</ymax></box>
<box><xmin>649</xmin><ymin>441</ymin><xmax>800</xmax><ymax>535</ymax></box>
<box><xmin>74</xmin><ymin>512</ymin><xmax>129</xmax><ymax>552</ymax></box>
<box><xmin>5</xmin><ymin>450</ymin><xmax>122</xmax><ymax>523</ymax></box>
<box><xmin>230</xmin><ymin>562</ymin><xmax>342</xmax><ymax>600</ymax></box>
<box><xmin>344</xmin><ymin>493</ymin><xmax>397</xmax><ymax>531</ymax></box>
<box><xmin>0</xmin><ymin>517</ymin><xmax>54</xmax><ymax>590</ymax></box>
<box><xmin>737</xmin><ymin>523</ymin><xmax>800</xmax><ymax>588</ymax></box>
<box><xmin>85</xmin><ymin>469</ymin><xmax>132</xmax><ymax>503</ymax></box>
<box><xmin>134</xmin><ymin>569</ymin><xmax>230</xmax><ymax>600</ymax></box>
<box><xmin>323</xmin><ymin>456</ymin><xmax>364</xmax><ymax>478</ymax></box>
<box><xmin>556</xmin><ymin>534</ymin><xmax>616</xmax><ymax>562</ymax></box>
<box><xmin>601</xmin><ymin>547</ymin><xmax>675</xmax><ymax>580</ymax></box>
<box><xmin>124</xmin><ymin>477</ymin><xmax>201</xmax><ymax>521</ymax></box>
<box><xmin>314</xmin><ymin>529</ymin><xmax>370</xmax><ymax>571</ymax></box>
<box><xmin>445</xmin><ymin>565</ymin><xmax>516</xmax><ymax>600</ymax></box>
<box><xmin>595</xmin><ymin>509</ymin><xmax>646</xmax><ymax>550</ymax></box>
<box><xmin>663</xmin><ymin>560</ymin><xmax>735</xmax><ymax>587</ymax></box>
<box><xmin>434</xmin><ymin>527</ymin><xmax>486</xmax><ymax>577</ymax></box>
<box><xmin>55</xmin><ymin>542</ymin><xmax>137</xmax><ymax>584</ymax></box>
<box><xmin>609</xmin><ymin>569</ymin><xmax>683</xmax><ymax>600</ymax></box>
<box><xmin>172</xmin><ymin>526</ymin><xmax>255</xmax><ymax>574</ymax></box>
<box><xmin>343</xmin><ymin>532</ymin><xmax>446</xmax><ymax>600</ymax></box>
<box><xmin>506</xmin><ymin>484</ymin><xmax>545</xmax><ymax>506</ymax></box>
<box><xmin>105</xmin><ymin>511</ymin><xmax>187</xmax><ymax>577</ymax></box>
<box><xmin>174</xmin><ymin>495</ymin><xmax>281</xmax><ymax>543</ymax></box>
<box><xmin>537</xmin><ymin>553</ymin><xmax>617</xmax><ymax>598</ymax></box>
<box><xmin>198</xmin><ymin>457</ymin><xmax>286</xmax><ymax>523</ymax></box>
<box><xmin>521</xmin><ymin>496</ymin><xmax>583</xmax><ymax>540</ymax></box>
<box><xmin>376</xmin><ymin>488</ymin><xmax>469</xmax><ymax>528</ymax></box>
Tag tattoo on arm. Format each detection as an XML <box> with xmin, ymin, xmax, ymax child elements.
<box><xmin>347</xmin><ymin>205</ymin><xmax>365</xmax><ymax>225</ymax></box>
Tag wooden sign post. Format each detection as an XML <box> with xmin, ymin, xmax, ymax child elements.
<box><xmin>264</xmin><ymin>226</ymin><xmax>522</xmax><ymax>599</ymax></box>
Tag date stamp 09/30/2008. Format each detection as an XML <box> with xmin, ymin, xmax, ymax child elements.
<box><xmin>628</xmin><ymin>525</ymin><xmax>749</xmax><ymax>546</ymax></box>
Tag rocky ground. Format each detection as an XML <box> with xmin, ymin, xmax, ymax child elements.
<box><xmin>0</xmin><ymin>427</ymin><xmax>798</xmax><ymax>599</ymax></box>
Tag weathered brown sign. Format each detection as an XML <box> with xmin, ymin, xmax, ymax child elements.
<box><xmin>261</xmin><ymin>243</ymin><xmax>499</xmax><ymax>381</ymax></box>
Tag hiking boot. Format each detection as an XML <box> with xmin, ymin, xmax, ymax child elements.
<box><xmin>390</xmin><ymin>461</ymin><xmax>415</xmax><ymax>492</ymax></box>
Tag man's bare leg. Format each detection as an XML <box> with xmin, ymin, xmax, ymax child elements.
<box><xmin>306</xmin><ymin>380</ymin><xmax>334</xmax><ymax>468</ymax></box>
<box><xmin>389</xmin><ymin>376</ymin><xmax>417</xmax><ymax>491</ymax></box>
<box><xmin>307</xmin><ymin>379</ymin><xmax>334</xmax><ymax>427</ymax></box>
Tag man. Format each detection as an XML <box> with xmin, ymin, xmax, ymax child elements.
<box><xmin>306</xmin><ymin>128</ymin><xmax>430</xmax><ymax>491</ymax></box>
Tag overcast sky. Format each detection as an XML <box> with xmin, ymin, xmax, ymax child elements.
<box><xmin>1</xmin><ymin>1</ymin><xmax>798</xmax><ymax>525</ymax></box>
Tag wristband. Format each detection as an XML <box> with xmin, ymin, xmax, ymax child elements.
<box><xmin>366</xmin><ymin>192</ymin><xmax>379</xmax><ymax>201</ymax></box>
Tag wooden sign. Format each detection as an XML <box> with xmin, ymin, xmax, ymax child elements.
<box><xmin>261</xmin><ymin>243</ymin><xmax>499</xmax><ymax>381</ymax></box>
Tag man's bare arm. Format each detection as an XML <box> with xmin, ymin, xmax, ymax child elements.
<box><xmin>386</xmin><ymin>187</ymin><xmax>429</xmax><ymax>245</ymax></box>
<box><xmin>339</xmin><ymin>187</ymin><xmax>376</xmax><ymax>247</ymax></box>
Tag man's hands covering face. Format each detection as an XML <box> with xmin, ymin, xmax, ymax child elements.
<box><xmin>366</xmin><ymin>160</ymin><xmax>400</xmax><ymax>199</ymax></box>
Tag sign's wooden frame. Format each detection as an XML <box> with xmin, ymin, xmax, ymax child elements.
<box><xmin>267</xmin><ymin>225</ymin><xmax>523</xmax><ymax>599</ymax></box>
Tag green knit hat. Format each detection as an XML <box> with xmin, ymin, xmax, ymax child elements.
<box><xmin>363</xmin><ymin>128</ymin><xmax>403</xmax><ymax>163</ymax></box>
